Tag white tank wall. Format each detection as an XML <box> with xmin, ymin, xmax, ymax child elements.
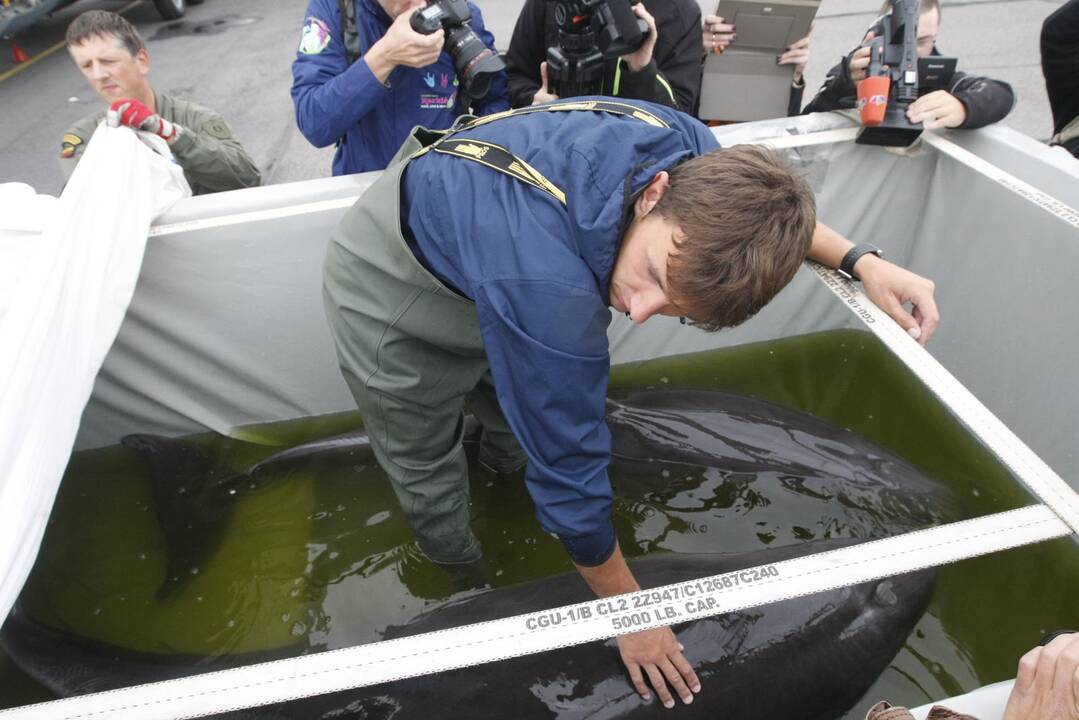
<box><xmin>75</xmin><ymin>117</ymin><xmax>1079</xmax><ymax>491</ymax></box>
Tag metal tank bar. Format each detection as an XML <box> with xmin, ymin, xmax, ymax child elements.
<box><xmin>920</xmin><ymin>133</ymin><xmax>1079</xmax><ymax>231</ymax></box>
<box><xmin>147</xmin><ymin>197</ymin><xmax>359</xmax><ymax>238</ymax></box>
<box><xmin>0</xmin><ymin>506</ymin><xmax>1068</xmax><ymax>720</ymax></box>
<box><xmin>756</xmin><ymin>126</ymin><xmax>860</xmax><ymax>149</ymax></box>
<box><xmin>808</xmin><ymin>262</ymin><xmax>1079</xmax><ymax>534</ymax></box>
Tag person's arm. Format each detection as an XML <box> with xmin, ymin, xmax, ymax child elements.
<box><xmin>945</xmin><ymin>71</ymin><xmax>1016</xmax><ymax>129</ymax></box>
<box><xmin>779</xmin><ymin>26</ymin><xmax>812</xmax><ymax>116</ymax></box>
<box><xmin>1002</xmin><ymin>632</ymin><xmax>1079</xmax><ymax>720</ymax></box>
<box><xmin>801</xmin><ymin>56</ymin><xmax>857</xmax><ymax>114</ymax></box>
<box><xmin>575</xmin><ymin>545</ymin><xmax>701</xmax><ymax>708</ymax></box>
<box><xmin>103</xmin><ymin>99</ymin><xmax>260</xmax><ymax>192</ymax></box>
<box><xmin>504</xmin><ymin>0</ymin><xmax>548</xmax><ymax>108</ymax></box>
<box><xmin>635</xmin><ymin>0</ymin><xmax>704</xmax><ymax>113</ymax></box>
<box><xmin>807</xmin><ymin>222</ymin><xmax>940</xmax><ymax>344</ymax></box>
<box><xmin>473</xmin><ymin>272</ymin><xmax>699</xmax><ymax>707</ymax></box>
<box><xmin>610</xmin><ymin>3</ymin><xmax>681</xmax><ymax>109</ymax></box>
<box><xmin>465</xmin><ymin>3</ymin><xmax>511</xmax><ymax>115</ymax></box>
<box><xmin>290</xmin><ymin>0</ymin><xmax>443</xmax><ymax>148</ymax></box>
<box><xmin>57</xmin><ymin>120</ymin><xmax>96</xmax><ymax>187</ymax></box>
<box><xmin>802</xmin><ymin>26</ymin><xmax>880</xmax><ymax>115</ymax></box>
<box><xmin>1041</xmin><ymin>0</ymin><xmax>1079</xmax><ymax>137</ymax></box>
<box><xmin>612</xmin><ymin>1</ymin><xmax>703</xmax><ymax>111</ymax></box>
<box><xmin>166</xmin><ymin>110</ymin><xmax>261</xmax><ymax>192</ymax></box>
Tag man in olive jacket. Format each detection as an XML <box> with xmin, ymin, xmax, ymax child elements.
<box><xmin>60</xmin><ymin>10</ymin><xmax>261</xmax><ymax>194</ymax></box>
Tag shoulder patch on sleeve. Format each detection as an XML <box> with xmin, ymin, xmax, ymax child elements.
<box><xmin>199</xmin><ymin>118</ymin><xmax>233</xmax><ymax>140</ymax></box>
<box><xmin>299</xmin><ymin>16</ymin><xmax>333</xmax><ymax>55</ymax></box>
<box><xmin>60</xmin><ymin>133</ymin><xmax>83</xmax><ymax>159</ymax></box>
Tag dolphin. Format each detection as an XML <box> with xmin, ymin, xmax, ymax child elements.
<box><xmin>1</xmin><ymin>539</ymin><xmax>935</xmax><ymax>720</ymax></box>
<box><xmin>118</xmin><ymin>389</ymin><xmax>954</xmax><ymax>598</ymax></box>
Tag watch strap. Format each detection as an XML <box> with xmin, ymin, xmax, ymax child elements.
<box><xmin>838</xmin><ymin>243</ymin><xmax>883</xmax><ymax>281</ymax></box>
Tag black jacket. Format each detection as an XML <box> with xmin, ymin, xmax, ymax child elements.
<box><xmin>1041</xmin><ymin>0</ymin><xmax>1079</xmax><ymax>157</ymax></box>
<box><xmin>505</xmin><ymin>0</ymin><xmax>703</xmax><ymax>112</ymax></box>
<box><xmin>802</xmin><ymin>40</ymin><xmax>1015</xmax><ymax>129</ymax></box>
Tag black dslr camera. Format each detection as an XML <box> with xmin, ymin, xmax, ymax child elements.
<box><xmin>545</xmin><ymin>0</ymin><xmax>649</xmax><ymax>98</ymax></box>
<box><xmin>410</xmin><ymin>0</ymin><xmax>506</xmax><ymax>101</ymax></box>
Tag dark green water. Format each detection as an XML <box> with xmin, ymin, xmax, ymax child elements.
<box><xmin>1</xmin><ymin>328</ymin><xmax>1076</xmax><ymax>716</ymax></box>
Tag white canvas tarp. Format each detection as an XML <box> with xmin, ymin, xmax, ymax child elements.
<box><xmin>0</xmin><ymin>125</ymin><xmax>190</xmax><ymax>621</ymax></box>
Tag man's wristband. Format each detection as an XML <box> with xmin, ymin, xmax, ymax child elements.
<box><xmin>838</xmin><ymin>243</ymin><xmax>883</xmax><ymax>281</ymax></box>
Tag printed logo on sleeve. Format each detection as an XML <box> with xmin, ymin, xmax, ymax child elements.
<box><xmin>60</xmin><ymin>133</ymin><xmax>83</xmax><ymax>159</ymax></box>
<box><xmin>200</xmin><ymin>118</ymin><xmax>233</xmax><ymax>140</ymax></box>
<box><xmin>299</xmin><ymin>17</ymin><xmax>333</xmax><ymax>55</ymax></box>
<box><xmin>419</xmin><ymin>73</ymin><xmax>458</xmax><ymax>110</ymax></box>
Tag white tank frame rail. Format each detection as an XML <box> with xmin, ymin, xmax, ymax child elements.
<box><xmin>0</xmin><ymin>508</ymin><xmax>1070</xmax><ymax>720</ymax></box>
<box><xmin>5</xmin><ymin>128</ymin><xmax>1076</xmax><ymax>719</ymax></box>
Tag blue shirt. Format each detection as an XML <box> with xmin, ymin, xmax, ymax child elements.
<box><xmin>402</xmin><ymin>99</ymin><xmax>720</xmax><ymax>565</ymax></box>
<box><xmin>291</xmin><ymin>0</ymin><xmax>510</xmax><ymax>176</ymax></box>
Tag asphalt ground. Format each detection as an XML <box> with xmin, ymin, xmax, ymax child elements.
<box><xmin>0</xmin><ymin>0</ymin><xmax>1067</xmax><ymax>195</ymax></box>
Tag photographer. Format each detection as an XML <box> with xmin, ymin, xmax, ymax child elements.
<box><xmin>1041</xmin><ymin>0</ymin><xmax>1079</xmax><ymax>158</ymax></box>
<box><xmin>802</xmin><ymin>0</ymin><xmax>1014</xmax><ymax>130</ymax></box>
<box><xmin>504</xmin><ymin>0</ymin><xmax>703</xmax><ymax>111</ymax></box>
<box><xmin>291</xmin><ymin>0</ymin><xmax>509</xmax><ymax>175</ymax></box>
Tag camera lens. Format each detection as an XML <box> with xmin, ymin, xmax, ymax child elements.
<box><xmin>445</xmin><ymin>25</ymin><xmax>506</xmax><ymax>100</ymax></box>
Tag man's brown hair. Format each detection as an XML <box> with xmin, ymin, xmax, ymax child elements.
<box><xmin>65</xmin><ymin>10</ymin><xmax>146</xmax><ymax>56</ymax></box>
<box><xmin>656</xmin><ymin>145</ymin><xmax>816</xmax><ymax>332</ymax></box>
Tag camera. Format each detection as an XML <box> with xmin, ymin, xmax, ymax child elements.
<box><xmin>410</xmin><ymin>0</ymin><xmax>506</xmax><ymax>101</ymax></box>
<box><xmin>545</xmin><ymin>0</ymin><xmax>649</xmax><ymax>98</ymax></box>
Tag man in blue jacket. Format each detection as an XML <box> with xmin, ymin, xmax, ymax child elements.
<box><xmin>323</xmin><ymin>98</ymin><xmax>940</xmax><ymax>708</ymax></box>
<box><xmin>291</xmin><ymin>0</ymin><xmax>510</xmax><ymax>175</ymax></box>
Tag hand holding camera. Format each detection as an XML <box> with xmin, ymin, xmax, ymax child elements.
<box><xmin>367</xmin><ymin>8</ymin><xmax>445</xmax><ymax>83</ymax></box>
<box><xmin>409</xmin><ymin>0</ymin><xmax>506</xmax><ymax>99</ymax></box>
<box><xmin>621</xmin><ymin>3</ymin><xmax>658</xmax><ymax>72</ymax></box>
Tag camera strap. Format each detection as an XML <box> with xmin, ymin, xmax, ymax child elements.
<box><xmin>409</xmin><ymin>100</ymin><xmax>670</xmax><ymax>206</ymax></box>
<box><xmin>337</xmin><ymin>0</ymin><xmax>362</xmax><ymax>66</ymax></box>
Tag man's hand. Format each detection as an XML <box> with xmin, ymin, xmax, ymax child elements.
<box><xmin>574</xmin><ymin>544</ymin><xmax>700</xmax><ymax>707</ymax></box>
<box><xmin>855</xmin><ymin>254</ymin><xmax>940</xmax><ymax>345</ymax></box>
<box><xmin>107</xmin><ymin>98</ymin><xmax>179</xmax><ymax>143</ymax></box>
<box><xmin>702</xmin><ymin>14</ymin><xmax>735</xmax><ymax>55</ymax></box>
<box><xmin>622</xmin><ymin>3</ymin><xmax>658</xmax><ymax>72</ymax></box>
<box><xmin>532</xmin><ymin>62</ymin><xmax>560</xmax><ymax>105</ymax></box>
<box><xmin>778</xmin><ymin>23</ymin><xmax>814</xmax><ymax>83</ymax></box>
<box><xmin>907</xmin><ymin>90</ymin><xmax>968</xmax><ymax>129</ymax></box>
<box><xmin>617</xmin><ymin>627</ymin><xmax>700</xmax><ymax>708</ymax></box>
<box><xmin>1003</xmin><ymin>633</ymin><xmax>1079</xmax><ymax>720</ymax></box>
<box><xmin>365</xmin><ymin>6</ymin><xmax>444</xmax><ymax>83</ymax></box>
<box><xmin>849</xmin><ymin>31</ymin><xmax>876</xmax><ymax>83</ymax></box>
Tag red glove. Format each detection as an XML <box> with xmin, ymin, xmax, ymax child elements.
<box><xmin>106</xmin><ymin>98</ymin><xmax>180</xmax><ymax>142</ymax></box>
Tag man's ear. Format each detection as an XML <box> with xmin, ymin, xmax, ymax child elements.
<box><xmin>136</xmin><ymin>48</ymin><xmax>151</xmax><ymax>76</ymax></box>
<box><xmin>634</xmin><ymin>171</ymin><xmax>670</xmax><ymax>219</ymax></box>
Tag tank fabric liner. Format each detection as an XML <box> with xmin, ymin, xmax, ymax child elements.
<box><xmin>2</xmin><ymin>116</ymin><xmax>1077</xmax><ymax>716</ymax></box>
<box><xmin>73</xmin><ymin>116</ymin><xmax>1079</xmax><ymax>496</ymax></box>
<box><xmin>1</xmin><ymin>508</ymin><xmax>1068</xmax><ymax>720</ymax></box>
<box><xmin>0</xmin><ymin>125</ymin><xmax>190</xmax><ymax>626</ymax></box>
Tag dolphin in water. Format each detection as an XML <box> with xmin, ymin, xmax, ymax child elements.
<box><xmin>1</xmin><ymin>539</ymin><xmax>935</xmax><ymax>720</ymax></box>
<box><xmin>1</xmin><ymin>389</ymin><xmax>950</xmax><ymax>717</ymax></box>
<box><xmin>117</xmin><ymin>389</ymin><xmax>954</xmax><ymax>598</ymax></box>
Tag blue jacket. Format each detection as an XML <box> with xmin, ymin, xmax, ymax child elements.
<box><xmin>291</xmin><ymin>0</ymin><xmax>510</xmax><ymax>175</ymax></box>
<box><xmin>401</xmin><ymin>99</ymin><xmax>719</xmax><ymax>566</ymax></box>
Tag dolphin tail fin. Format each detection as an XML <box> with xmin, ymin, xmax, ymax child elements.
<box><xmin>121</xmin><ymin>434</ymin><xmax>244</xmax><ymax>599</ymax></box>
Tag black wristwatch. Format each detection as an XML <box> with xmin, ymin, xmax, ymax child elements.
<box><xmin>838</xmin><ymin>243</ymin><xmax>884</xmax><ymax>281</ymax></box>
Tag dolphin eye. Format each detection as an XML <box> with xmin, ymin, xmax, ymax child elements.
<box><xmin>873</xmin><ymin>580</ymin><xmax>898</xmax><ymax>607</ymax></box>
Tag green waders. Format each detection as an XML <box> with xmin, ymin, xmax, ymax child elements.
<box><xmin>322</xmin><ymin>129</ymin><xmax>525</xmax><ymax>565</ymax></box>
<box><xmin>322</xmin><ymin>101</ymin><xmax>669</xmax><ymax>565</ymax></box>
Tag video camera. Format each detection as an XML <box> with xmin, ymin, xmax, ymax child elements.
<box><xmin>545</xmin><ymin>0</ymin><xmax>649</xmax><ymax>98</ymax></box>
<box><xmin>855</xmin><ymin>0</ymin><xmax>923</xmax><ymax>146</ymax></box>
<box><xmin>410</xmin><ymin>0</ymin><xmax>506</xmax><ymax>101</ymax></box>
